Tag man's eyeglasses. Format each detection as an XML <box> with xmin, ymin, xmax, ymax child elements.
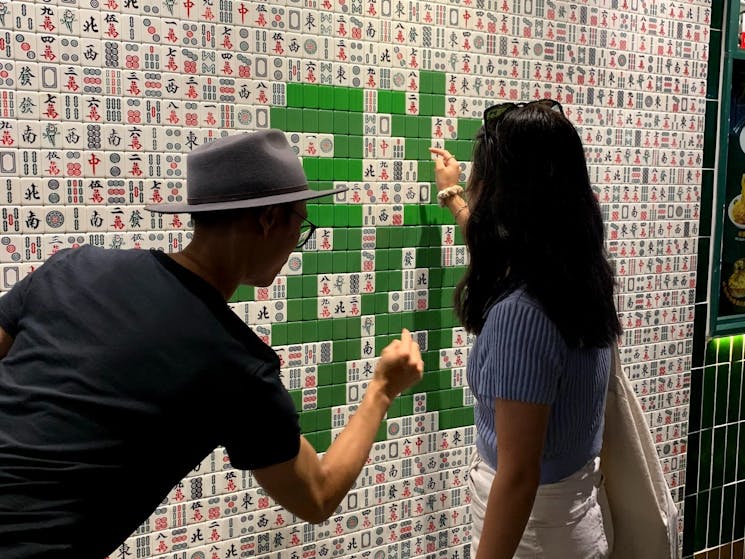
<box><xmin>292</xmin><ymin>210</ymin><xmax>317</xmax><ymax>249</ymax></box>
<box><xmin>483</xmin><ymin>99</ymin><xmax>564</xmax><ymax>135</ymax></box>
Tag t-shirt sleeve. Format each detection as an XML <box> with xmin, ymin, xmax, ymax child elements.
<box><xmin>222</xmin><ymin>361</ymin><xmax>301</xmax><ymax>470</ymax></box>
<box><xmin>0</xmin><ymin>272</ymin><xmax>34</xmax><ymax>337</ymax></box>
<box><xmin>477</xmin><ymin>296</ymin><xmax>566</xmax><ymax>404</ymax></box>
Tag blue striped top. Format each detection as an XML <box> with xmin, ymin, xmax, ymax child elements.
<box><xmin>466</xmin><ymin>287</ymin><xmax>611</xmax><ymax>484</ymax></box>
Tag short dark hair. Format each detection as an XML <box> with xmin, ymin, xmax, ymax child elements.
<box><xmin>190</xmin><ymin>205</ymin><xmax>294</xmax><ymax>230</ymax></box>
<box><xmin>455</xmin><ymin>103</ymin><xmax>622</xmax><ymax>347</ymax></box>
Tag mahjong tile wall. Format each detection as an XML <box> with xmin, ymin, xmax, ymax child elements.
<box><xmin>0</xmin><ymin>0</ymin><xmax>709</xmax><ymax>557</ymax></box>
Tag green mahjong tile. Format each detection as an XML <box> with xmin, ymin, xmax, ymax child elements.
<box><xmin>302</xmin><ymin>320</ymin><xmax>318</xmax><ymax>342</ymax></box>
<box><xmin>389</xmin><ymin>271</ymin><xmax>402</xmax><ymax>291</ymax></box>
<box><xmin>347</xmin><ymin>159</ymin><xmax>363</xmax><ymax>181</ymax></box>
<box><xmin>346</xmin><ymin>316</ymin><xmax>360</xmax><ymax>337</ymax></box>
<box><xmin>333</xmin><ymin>228</ymin><xmax>347</xmax><ymax>250</ymax></box>
<box><xmin>332</xmin><ymin>384</ymin><xmax>347</xmax><ymax>406</ymax></box>
<box><xmin>287</xmin><ymin>298</ymin><xmax>302</xmax><ymax>321</ymax></box>
<box><xmin>333</xmin><ymin>111</ymin><xmax>349</xmax><ymax>134</ymax></box>
<box><xmin>332</xmin><ymin>251</ymin><xmax>346</xmax><ymax>273</ymax></box>
<box><xmin>346</xmin><ymin>228</ymin><xmax>361</xmax><ymax>250</ymax></box>
<box><xmin>419</xmin><ymin>93</ymin><xmax>440</xmax><ymax>117</ymax></box>
<box><xmin>229</xmin><ymin>285</ymin><xmax>251</xmax><ymax>302</ymax></box>
<box><xmin>375</xmin><ymin>421</ymin><xmax>387</xmax><ymax>442</ymax></box>
<box><xmin>421</xmin><ymin>226</ymin><xmax>440</xmax><ymax>246</ymax></box>
<box><xmin>347</xmin><ymin>205</ymin><xmax>363</xmax><ymax>226</ymax></box>
<box><xmin>270</xmin><ymin>106</ymin><xmax>287</xmax><ymax>130</ymax></box>
<box><xmin>318</xmin><ymin>318</ymin><xmax>333</xmax><ymax>341</ymax></box>
<box><xmin>417</xmin><ymin>161</ymin><xmax>434</xmax><ymax>182</ymax></box>
<box><xmin>318</xmin><ymin>110</ymin><xmax>334</xmax><ymax>133</ymax></box>
<box><xmin>333</xmin><ymin>88</ymin><xmax>349</xmax><ymax>110</ymax></box>
<box><xmin>333</xmin><ymin>135</ymin><xmax>348</xmax><ymax>159</ymax></box>
<box><xmin>348</xmin><ymin>113</ymin><xmax>364</xmax><ymax>135</ymax></box>
<box><xmin>287</xmin><ymin>83</ymin><xmax>304</xmax><ymax>106</ymax></box>
<box><xmin>375</xmin><ymin>248</ymin><xmax>388</xmax><ymax>270</ymax></box>
<box><xmin>398</xmin><ymin>395</ymin><xmax>413</xmax><ymax>416</ymax></box>
<box><xmin>302</xmin><ymin>252</ymin><xmax>317</xmax><ymax>274</ymax></box>
<box><xmin>346</xmin><ymin>251</ymin><xmax>360</xmax><ymax>272</ymax></box>
<box><xmin>313</xmin><ymin>431</ymin><xmax>332</xmax><ymax>453</ymax></box>
<box><xmin>271</xmin><ymin>323</ymin><xmax>287</xmax><ymax>345</ymax></box>
<box><xmin>306</xmin><ymin>85</ymin><xmax>320</xmax><ymax>109</ymax></box>
<box><xmin>307</xmin><ymin>204</ymin><xmax>320</xmax><ymax>222</ymax></box>
<box><xmin>428</xmin><ymin>268</ymin><xmax>443</xmax><ymax>289</ymax></box>
<box><xmin>432</xmin><ymin>94</ymin><xmax>446</xmax><ymax>117</ymax></box>
<box><xmin>376</xmin><ymin>292</ymin><xmax>388</xmax><ymax>314</ymax></box>
<box><xmin>302</xmin><ymin>298</ymin><xmax>316</xmax><ymax>320</ymax></box>
<box><xmin>378</xmin><ymin>90</ymin><xmax>392</xmax><ymax>113</ymax></box>
<box><xmin>314</xmin><ymin>182</ymin><xmax>334</xmax><ymax>203</ymax></box>
<box><xmin>361</xmin><ymin>293</ymin><xmax>376</xmax><ymax>315</ymax></box>
<box><xmin>375</xmin><ymin>314</ymin><xmax>388</xmax><ymax>335</ymax></box>
<box><xmin>391</xmin><ymin>114</ymin><xmax>406</xmax><ymax>137</ymax></box>
<box><xmin>287</xmin><ymin>276</ymin><xmax>302</xmax><ymax>298</ymax></box>
<box><xmin>386</xmin><ymin>398</ymin><xmax>401</xmax><ymax>418</ymax></box>
<box><xmin>317</xmin><ymin>204</ymin><xmax>334</xmax><ymax>225</ymax></box>
<box><xmin>391</xmin><ymin>91</ymin><xmax>406</xmax><ymax>114</ymax></box>
<box><xmin>348</xmin><ymin>135</ymin><xmax>363</xmax><ymax>158</ymax></box>
<box><xmin>419</xmin><ymin>138</ymin><xmax>432</xmax><ymax>160</ymax></box>
<box><xmin>316</xmin><ymin>407</ymin><xmax>331</xmax><ymax>429</ymax></box>
<box><xmin>317</xmin><ymin>251</ymin><xmax>333</xmax><ymax>272</ymax></box>
<box><xmin>388</xmin><ymin>227</ymin><xmax>403</xmax><ymax>248</ymax></box>
<box><xmin>432</xmin><ymin>71</ymin><xmax>446</xmax><ymax>95</ymax></box>
<box><xmin>317</xmin><ymin>364</ymin><xmax>333</xmax><ymax>386</ymax></box>
<box><xmin>388</xmin><ymin>248</ymin><xmax>403</xmax><ymax>269</ymax></box>
<box><xmin>418</xmin><ymin>115</ymin><xmax>431</xmax><ymax>138</ymax></box>
<box><xmin>333</xmin><ymin>206</ymin><xmax>348</xmax><ymax>226</ymax></box>
<box><xmin>426</xmin><ymin>391</ymin><xmax>442</xmax><ymax>410</ymax></box>
<box><xmin>299</xmin><ymin>410</ymin><xmax>316</xmax><ymax>433</ymax></box>
<box><xmin>332</xmin><ymin>340</ymin><xmax>346</xmax><ymax>363</ymax></box>
<box><xmin>318</xmin><ymin>158</ymin><xmax>334</xmax><ymax>181</ymax></box>
<box><xmin>287</xmin><ymin>107</ymin><xmax>303</xmax><ymax>130</ymax></box>
<box><xmin>316</xmin><ymin>386</ymin><xmax>333</xmax><ymax>408</ymax></box>
<box><xmin>289</xmin><ymin>390</ymin><xmax>302</xmax><ymax>410</ymax></box>
<box><xmin>459</xmin><ymin>117</ymin><xmax>482</xmax><ymax>140</ymax></box>
<box><xmin>419</xmin><ymin>71</ymin><xmax>433</xmax><ymax>94</ymax></box>
<box><xmin>331</xmin><ymin>362</ymin><xmax>346</xmax><ymax>384</ymax></box>
<box><xmin>374</xmin><ymin>270</ymin><xmax>388</xmax><ymax>291</ymax></box>
<box><xmin>400</xmin><ymin>312</ymin><xmax>416</xmax><ymax>332</ymax></box>
<box><xmin>438</xmin><ymin>409</ymin><xmax>459</xmax><ymax>429</ymax></box>
<box><xmin>405</xmin><ymin>138</ymin><xmax>419</xmax><ymax>160</ymax></box>
<box><xmin>423</xmin><ymin>350</ymin><xmax>440</xmax><ymax>371</ymax></box>
<box><xmin>403</xmin><ymin>226</ymin><xmax>422</xmax><ymax>246</ymax></box>
<box><xmin>332</xmin><ymin>318</ymin><xmax>346</xmax><ymax>340</ymax></box>
<box><xmin>332</xmin><ymin>158</ymin><xmax>348</xmax><ymax>179</ymax></box>
<box><xmin>302</xmin><ymin>108</ymin><xmax>319</xmax><ymax>130</ymax></box>
<box><xmin>404</xmin><ymin>205</ymin><xmax>423</xmax><ymax>225</ymax></box>
<box><xmin>405</xmin><ymin>115</ymin><xmax>419</xmax><ymax>137</ymax></box>
<box><xmin>388</xmin><ymin>312</ymin><xmax>402</xmax><ymax>334</ymax></box>
<box><xmin>318</xmin><ymin>85</ymin><xmax>334</xmax><ymax>109</ymax></box>
<box><xmin>349</xmin><ymin>88</ymin><xmax>364</xmax><ymax>111</ymax></box>
<box><xmin>302</xmin><ymin>158</ymin><xmax>319</xmax><ymax>180</ymax></box>
<box><xmin>375</xmin><ymin>228</ymin><xmax>389</xmax><ymax>248</ymax></box>
<box><xmin>462</xmin><ymin>406</ymin><xmax>474</xmax><ymax>423</ymax></box>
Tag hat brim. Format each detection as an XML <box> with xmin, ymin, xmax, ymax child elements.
<box><xmin>144</xmin><ymin>185</ymin><xmax>349</xmax><ymax>214</ymax></box>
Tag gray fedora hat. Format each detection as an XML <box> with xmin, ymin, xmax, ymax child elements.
<box><xmin>145</xmin><ymin>129</ymin><xmax>347</xmax><ymax>214</ymax></box>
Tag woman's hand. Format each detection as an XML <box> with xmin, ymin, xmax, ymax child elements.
<box><xmin>429</xmin><ymin>147</ymin><xmax>461</xmax><ymax>192</ymax></box>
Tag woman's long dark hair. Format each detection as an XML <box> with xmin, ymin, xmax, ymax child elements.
<box><xmin>455</xmin><ymin>103</ymin><xmax>622</xmax><ymax>348</ymax></box>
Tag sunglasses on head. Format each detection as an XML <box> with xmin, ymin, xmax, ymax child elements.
<box><xmin>483</xmin><ymin>99</ymin><xmax>564</xmax><ymax>133</ymax></box>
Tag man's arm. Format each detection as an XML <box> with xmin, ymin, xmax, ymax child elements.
<box><xmin>0</xmin><ymin>327</ymin><xmax>13</xmax><ymax>359</ymax></box>
<box><xmin>253</xmin><ymin>329</ymin><xmax>423</xmax><ymax>523</ymax></box>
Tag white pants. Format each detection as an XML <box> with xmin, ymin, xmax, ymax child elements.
<box><xmin>468</xmin><ymin>451</ymin><xmax>614</xmax><ymax>558</ymax></box>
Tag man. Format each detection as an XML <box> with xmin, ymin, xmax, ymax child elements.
<box><xmin>0</xmin><ymin>130</ymin><xmax>424</xmax><ymax>558</ymax></box>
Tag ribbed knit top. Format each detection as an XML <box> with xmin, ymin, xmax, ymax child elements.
<box><xmin>467</xmin><ymin>287</ymin><xmax>612</xmax><ymax>484</ymax></box>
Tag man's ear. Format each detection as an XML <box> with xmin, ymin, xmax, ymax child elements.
<box><xmin>256</xmin><ymin>206</ymin><xmax>284</xmax><ymax>237</ymax></box>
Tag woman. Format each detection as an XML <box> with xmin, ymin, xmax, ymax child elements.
<box><xmin>430</xmin><ymin>99</ymin><xmax>622</xmax><ymax>559</ymax></box>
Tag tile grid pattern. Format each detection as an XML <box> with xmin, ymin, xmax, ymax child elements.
<box><xmin>0</xmin><ymin>0</ymin><xmax>710</xmax><ymax>557</ymax></box>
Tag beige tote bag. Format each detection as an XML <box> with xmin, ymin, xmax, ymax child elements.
<box><xmin>600</xmin><ymin>346</ymin><xmax>680</xmax><ymax>559</ymax></box>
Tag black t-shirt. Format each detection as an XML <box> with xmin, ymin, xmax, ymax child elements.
<box><xmin>0</xmin><ymin>246</ymin><xmax>300</xmax><ymax>558</ymax></box>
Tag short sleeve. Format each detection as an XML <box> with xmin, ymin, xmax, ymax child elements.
<box><xmin>477</xmin><ymin>296</ymin><xmax>566</xmax><ymax>404</ymax></box>
<box><xmin>0</xmin><ymin>272</ymin><xmax>34</xmax><ymax>337</ymax></box>
<box><xmin>222</xmin><ymin>362</ymin><xmax>301</xmax><ymax>470</ymax></box>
